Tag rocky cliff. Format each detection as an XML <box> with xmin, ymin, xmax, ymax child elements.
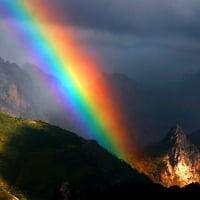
<box><xmin>137</xmin><ymin>125</ymin><xmax>200</xmax><ymax>187</ymax></box>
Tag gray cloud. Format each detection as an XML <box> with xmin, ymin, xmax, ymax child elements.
<box><xmin>1</xmin><ymin>0</ymin><xmax>200</xmax><ymax>82</ymax></box>
<box><xmin>59</xmin><ymin>0</ymin><xmax>200</xmax><ymax>82</ymax></box>
<box><xmin>57</xmin><ymin>0</ymin><xmax>200</xmax><ymax>37</ymax></box>
<box><xmin>2</xmin><ymin>0</ymin><xmax>200</xmax><ymax>37</ymax></box>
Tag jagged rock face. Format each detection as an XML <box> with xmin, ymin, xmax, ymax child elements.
<box><xmin>0</xmin><ymin>58</ymin><xmax>46</xmax><ymax>120</ymax></box>
<box><xmin>160</xmin><ymin>125</ymin><xmax>200</xmax><ymax>187</ymax></box>
<box><xmin>138</xmin><ymin>125</ymin><xmax>200</xmax><ymax>188</ymax></box>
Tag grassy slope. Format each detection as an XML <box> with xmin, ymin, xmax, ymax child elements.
<box><xmin>0</xmin><ymin>112</ymin><xmax>148</xmax><ymax>199</ymax></box>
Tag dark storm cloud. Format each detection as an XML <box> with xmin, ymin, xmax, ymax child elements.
<box><xmin>1</xmin><ymin>0</ymin><xmax>200</xmax><ymax>82</ymax></box>
<box><xmin>55</xmin><ymin>0</ymin><xmax>200</xmax><ymax>82</ymax></box>
<box><xmin>2</xmin><ymin>0</ymin><xmax>200</xmax><ymax>37</ymax></box>
<box><xmin>57</xmin><ymin>0</ymin><xmax>200</xmax><ymax>38</ymax></box>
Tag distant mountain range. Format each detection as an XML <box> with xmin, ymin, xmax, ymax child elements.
<box><xmin>1</xmin><ymin>57</ymin><xmax>200</xmax><ymax>145</ymax></box>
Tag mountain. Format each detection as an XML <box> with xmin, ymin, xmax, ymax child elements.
<box><xmin>21</xmin><ymin>63</ymin><xmax>75</xmax><ymax>131</ymax></box>
<box><xmin>0</xmin><ymin>58</ymin><xmax>45</xmax><ymax>121</ymax></box>
<box><xmin>0</xmin><ymin>112</ymin><xmax>150</xmax><ymax>199</ymax></box>
<box><xmin>0</xmin><ymin>58</ymin><xmax>81</xmax><ymax>132</ymax></box>
<box><xmin>2</xmin><ymin>56</ymin><xmax>200</xmax><ymax>146</ymax></box>
<box><xmin>137</xmin><ymin>124</ymin><xmax>200</xmax><ymax>187</ymax></box>
<box><xmin>22</xmin><ymin>64</ymin><xmax>157</xmax><ymax>144</ymax></box>
<box><xmin>0</xmin><ymin>57</ymin><xmax>191</xmax><ymax>145</ymax></box>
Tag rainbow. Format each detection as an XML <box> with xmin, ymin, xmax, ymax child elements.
<box><xmin>1</xmin><ymin>0</ymin><xmax>136</xmax><ymax>160</ymax></box>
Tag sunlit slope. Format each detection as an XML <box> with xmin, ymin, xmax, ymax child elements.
<box><xmin>136</xmin><ymin>125</ymin><xmax>200</xmax><ymax>188</ymax></box>
<box><xmin>0</xmin><ymin>112</ymin><xmax>148</xmax><ymax>199</ymax></box>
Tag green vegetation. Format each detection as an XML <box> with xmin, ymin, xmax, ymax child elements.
<box><xmin>0</xmin><ymin>112</ymin><xmax>143</xmax><ymax>199</ymax></box>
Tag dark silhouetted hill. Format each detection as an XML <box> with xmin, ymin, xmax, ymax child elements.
<box><xmin>0</xmin><ymin>112</ymin><xmax>150</xmax><ymax>199</ymax></box>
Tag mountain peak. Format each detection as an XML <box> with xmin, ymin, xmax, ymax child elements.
<box><xmin>140</xmin><ymin>125</ymin><xmax>200</xmax><ymax>188</ymax></box>
<box><xmin>165</xmin><ymin>124</ymin><xmax>187</xmax><ymax>146</ymax></box>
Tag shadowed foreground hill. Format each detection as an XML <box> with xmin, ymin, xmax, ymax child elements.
<box><xmin>0</xmin><ymin>112</ymin><xmax>149</xmax><ymax>200</ymax></box>
<box><xmin>0</xmin><ymin>112</ymin><xmax>199</xmax><ymax>199</ymax></box>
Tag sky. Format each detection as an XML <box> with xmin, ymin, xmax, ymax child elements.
<box><xmin>1</xmin><ymin>0</ymin><xmax>200</xmax><ymax>83</ymax></box>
